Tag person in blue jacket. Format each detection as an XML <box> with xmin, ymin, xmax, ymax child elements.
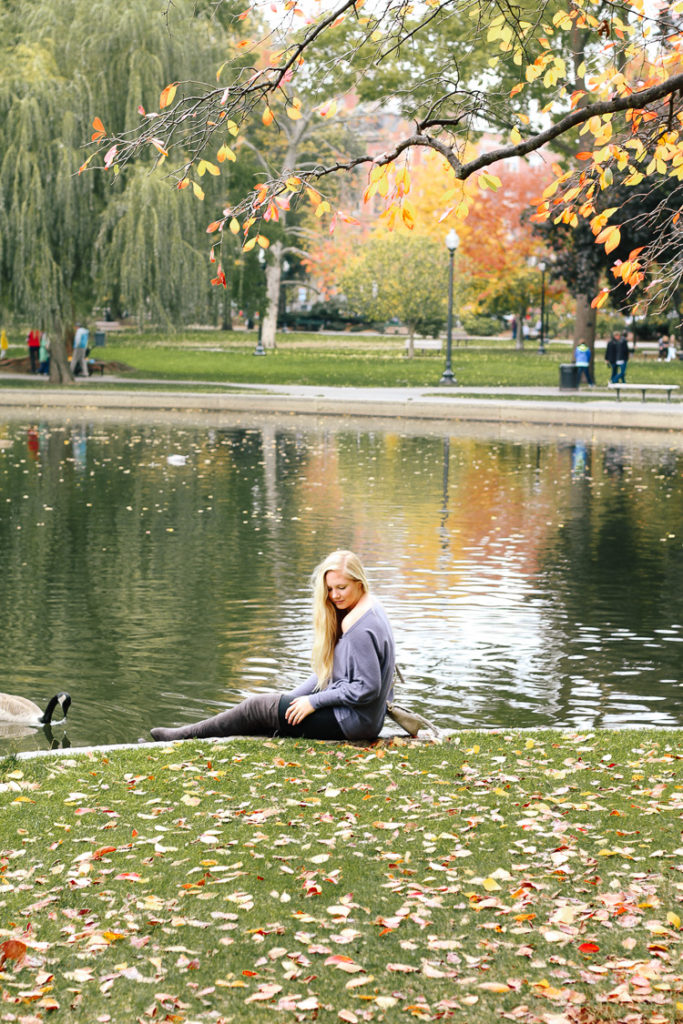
<box><xmin>150</xmin><ymin>550</ymin><xmax>395</xmax><ymax>742</ymax></box>
<box><xmin>574</xmin><ymin>338</ymin><xmax>594</xmax><ymax>386</ymax></box>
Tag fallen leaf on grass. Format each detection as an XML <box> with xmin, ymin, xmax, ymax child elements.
<box><xmin>245</xmin><ymin>982</ymin><xmax>282</xmax><ymax>1002</ymax></box>
<box><xmin>0</xmin><ymin>940</ymin><xmax>28</xmax><ymax>968</ymax></box>
<box><xmin>324</xmin><ymin>954</ymin><xmax>364</xmax><ymax>973</ymax></box>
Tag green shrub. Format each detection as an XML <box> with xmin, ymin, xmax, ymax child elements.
<box><xmin>459</xmin><ymin>312</ymin><xmax>503</xmax><ymax>336</ymax></box>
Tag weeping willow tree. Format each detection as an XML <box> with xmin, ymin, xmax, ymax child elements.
<box><xmin>0</xmin><ymin>0</ymin><xmax>241</xmax><ymax>381</ymax></box>
<box><xmin>93</xmin><ymin>167</ymin><xmax>211</xmax><ymax>329</ymax></box>
<box><xmin>0</xmin><ymin>43</ymin><xmax>97</xmax><ymax>380</ymax></box>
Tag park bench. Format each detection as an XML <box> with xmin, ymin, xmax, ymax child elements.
<box><xmin>608</xmin><ymin>382</ymin><xmax>679</xmax><ymax>402</ymax></box>
<box><xmin>404</xmin><ymin>338</ymin><xmax>442</xmax><ymax>353</ymax></box>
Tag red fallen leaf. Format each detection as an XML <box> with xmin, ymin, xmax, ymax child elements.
<box><xmin>0</xmin><ymin>940</ymin><xmax>27</xmax><ymax>967</ymax></box>
<box><xmin>242</xmin><ymin>970</ymin><xmax>258</xmax><ymax>976</ymax></box>
<box><xmin>578</xmin><ymin>941</ymin><xmax>600</xmax><ymax>953</ymax></box>
<box><xmin>93</xmin><ymin>846</ymin><xmax>117</xmax><ymax>860</ymax></box>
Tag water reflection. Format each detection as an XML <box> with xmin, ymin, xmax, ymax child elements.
<box><xmin>0</xmin><ymin>414</ymin><xmax>681</xmax><ymax>751</ymax></box>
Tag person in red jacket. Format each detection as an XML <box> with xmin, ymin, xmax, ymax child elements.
<box><xmin>26</xmin><ymin>329</ymin><xmax>40</xmax><ymax>374</ymax></box>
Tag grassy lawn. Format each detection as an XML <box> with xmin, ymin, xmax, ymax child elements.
<box><xmin>65</xmin><ymin>330</ymin><xmax>679</xmax><ymax>391</ymax></box>
<box><xmin>3</xmin><ymin>330</ymin><xmax>682</xmax><ymax>391</ymax></box>
<box><xmin>1</xmin><ymin>729</ymin><xmax>681</xmax><ymax>1023</ymax></box>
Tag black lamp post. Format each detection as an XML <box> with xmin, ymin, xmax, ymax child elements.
<box><xmin>439</xmin><ymin>228</ymin><xmax>459</xmax><ymax>386</ymax></box>
<box><xmin>538</xmin><ymin>260</ymin><xmax>547</xmax><ymax>354</ymax></box>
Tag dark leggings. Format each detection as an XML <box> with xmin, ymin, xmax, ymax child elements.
<box><xmin>276</xmin><ymin>695</ymin><xmax>345</xmax><ymax>740</ymax></box>
<box><xmin>151</xmin><ymin>692</ymin><xmax>345</xmax><ymax>742</ymax></box>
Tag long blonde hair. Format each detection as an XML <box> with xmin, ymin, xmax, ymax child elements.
<box><xmin>311</xmin><ymin>550</ymin><xmax>369</xmax><ymax>689</ymax></box>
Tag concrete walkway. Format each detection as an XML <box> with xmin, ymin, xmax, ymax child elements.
<box><xmin>1</xmin><ymin>375</ymin><xmax>682</xmax><ymax>433</ymax></box>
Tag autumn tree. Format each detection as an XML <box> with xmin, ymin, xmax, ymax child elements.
<box><xmin>233</xmin><ymin>96</ymin><xmax>362</xmax><ymax>348</ymax></box>
<box><xmin>341</xmin><ymin>235</ymin><xmax>448</xmax><ymax>352</ymax></box>
<box><xmin>92</xmin><ymin>0</ymin><xmax>683</xmax><ymax>321</ymax></box>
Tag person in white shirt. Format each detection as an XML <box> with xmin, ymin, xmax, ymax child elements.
<box><xmin>70</xmin><ymin>324</ymin><xmax>90</xmax><ymax>377</ymax></box>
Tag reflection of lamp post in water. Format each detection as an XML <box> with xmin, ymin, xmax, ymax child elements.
<box><xmin>439</xmin><ymin>229</ymin><xmax>459</xmax><ymax>385</ymax></box>
<box><xmin>253</xmin><ymin>248</ymin><xmax>266</xmax><ymax>356</ymax></box>
<box><xmin>439</xmin><ymin>437</ymin><xmax>451</xmax><ymax>551</ymax></box>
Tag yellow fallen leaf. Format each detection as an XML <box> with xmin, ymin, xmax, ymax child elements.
<box><xmin>483</xmin><ymin>877</ymin><xmax>501</xmax><ymax>891</ymax></box>
<box><xmin>38</xmin><ymin>998</ymin><xmax>60</xmax><ymax>1010</ymax></box>
<box><xmin>551</xmin><ymin>906</ymin><xmax>579</xmax><ymax>925</ymax></box>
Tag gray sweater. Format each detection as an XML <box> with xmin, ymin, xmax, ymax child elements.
<box><xmin>287</xmin><ymin>601</ymin><xmax>395</xmax><ymax>740</ymax></box>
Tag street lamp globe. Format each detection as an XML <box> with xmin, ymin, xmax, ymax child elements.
<box><xmin>445</xmin><ymin>229</ymin><xmax>459</xmax><ymax>253</ymax></box>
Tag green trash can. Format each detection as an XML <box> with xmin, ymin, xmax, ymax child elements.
<box><xmin>559</xmin><ymin>363</ymin><xmax>579</xmax><ymax>390</ymax></box>
<box><xmin>94</xmin><ymin>331</ymin><xmax>106</xmax><ymax>347</ymax></box>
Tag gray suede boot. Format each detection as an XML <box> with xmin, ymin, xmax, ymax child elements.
<box><xmin>150</xmin><ymin>692</ymin><xmax>280</xmax><ymax>742</ymax></box>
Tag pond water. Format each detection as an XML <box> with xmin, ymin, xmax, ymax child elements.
<box><xmin>0</xmin><ymin>411</ymin><xmax>681</xmax><ymax>752</ymax></box>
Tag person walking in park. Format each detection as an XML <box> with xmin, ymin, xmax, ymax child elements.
<box><xmin>150</xmin><ymin>549</ymin><xmax>396</xmax><ymax>743</ymax></box>
<box><xmin>614</xmin><ymin>330</ymin><xmax>630</xmax><ymax>382</ymax></box>
<box><xmin>605</xmin><ymin>331</ymin><xmax>619</xmax><ymax>383</ymax></box>
<box><xmin>0</xmin><ymin>328</ymin><xmax>8</xmax><ymax>360</ymax></box>
<box><xmin>26</xmin><ymin>328</ymin><xmax>40</xmax><ymax>373</ymax></box>
<box><xmin>39</xmin><ymin>331</ymin><xmax>50</xmax><ymax>375</ymax></box>
<box><xmin>70</xmin><ymin>324</ymin><xmax>90</xmax><ymax>377</ymax></box>
<box><xmin>574</xmin><ymin>338</ymin><xmax>594</xmax><ymax>386</ymax></box>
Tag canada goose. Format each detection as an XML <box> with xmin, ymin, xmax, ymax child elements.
<box><xmin>0</xmin><ymin>692</ymin><xmax>71</xmax><ymax>728</ymax></box>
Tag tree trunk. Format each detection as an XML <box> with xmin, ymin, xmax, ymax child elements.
<box><xmin>261</xmin><ymin>240</ymin><xmax>283</xmax><ymax>351</ymax></box>
<box><xmin>49</xmin><ymin>322</ymin><xmax>74</xmax><ymax>384</ymax></box>
<box><xmin>406</xmin><ymin>326</ymin><xmax>415</xmax><ymax>358</ymax></box>
<box><xmin>573</xmin><ymin>293</ymin><xmax>596</xmax><ymax>347</ymax></box>
<box><xmin>221</xmin><ymin>292</ymin><xmax>233</xmax><ymax>331</ymax></box>
<box><xmin>573</xmin><ymin>293</ymin><xmax>597</xmax><ymax>374</ymax></box>
<box><xmin>516</xmin><ymin>305</ymin><xmax>526</xmax><ymax>351</ymax></box>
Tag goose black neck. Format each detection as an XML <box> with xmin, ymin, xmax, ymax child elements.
<box><xmin>40</xmin><ymin>695</ymin><xmax>59</xmax><ymax>724</ymax></box>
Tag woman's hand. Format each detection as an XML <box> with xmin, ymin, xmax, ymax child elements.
<box><xmin>284</xmin><ymin>696</ymin><xmax>315</xmax><ymax>726</ymax></box>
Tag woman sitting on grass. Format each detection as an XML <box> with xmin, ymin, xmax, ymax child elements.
<box><xmin>150</xmin><ymin>550</ymin><xmax>395</xmax><ymax>743</ymax></box>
